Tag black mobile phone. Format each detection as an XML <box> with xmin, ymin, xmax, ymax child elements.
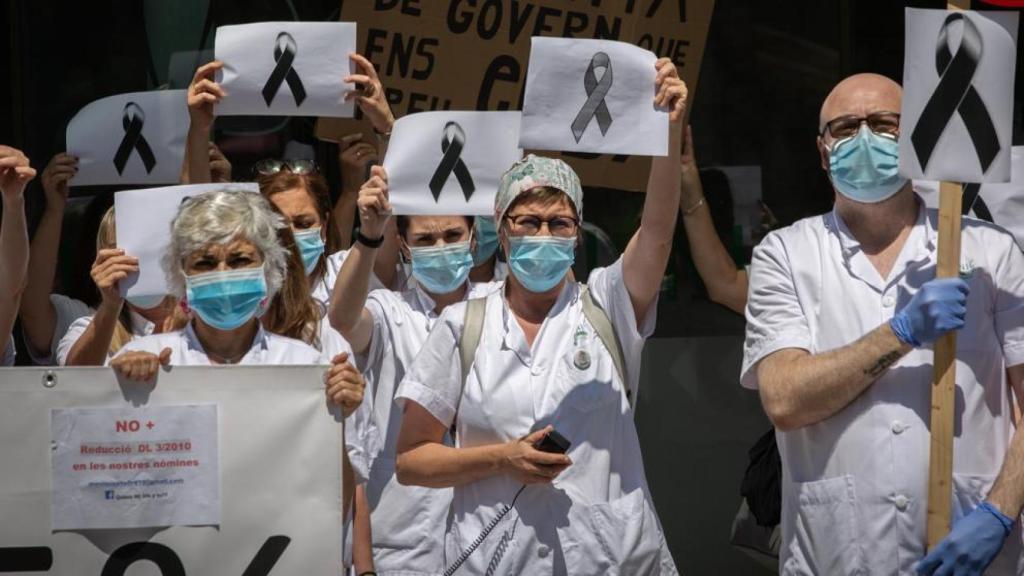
<box><xmin>533</xmin><ymin>428</ymin><xmax>572</xmax><ymax>454</ymax></box>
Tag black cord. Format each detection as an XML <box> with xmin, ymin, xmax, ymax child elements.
<box><xmin>442</xmin><ymin>485</ymin><xmax>526</xmax><ymax>576</ymax></box>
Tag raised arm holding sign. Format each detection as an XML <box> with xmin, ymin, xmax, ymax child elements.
<box><xmin>897</xmin><ymin>5</ymin><xmax>1020</xmax><ymax>568</ymax></box>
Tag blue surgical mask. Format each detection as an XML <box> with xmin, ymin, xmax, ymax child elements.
<box><xmin>125</xmin><ymin>293</ymin><xmax>166</xmax><ymax>310</ymax></box>
<box><xmin>409</xmin><ymin>241</ymin><xmax>473</xmax><ymax>295</ymax></box>
<box><xmin>293</xmin><ymin>227</ymin><xmax>325</xmax><ymax>276</ymax></box>
<box><xmin>472</xmin><ymin>216</ymin><xmax>500</xmax><ymax>266</ymax></box>
<box><xmin>828</xmin><ymin>125</ymin><xmax>907</xmax><ymax>204</ymax></box>
<box><xmin>507</xmin><ymin>236</ymin><xmax>576</xmax><ymax>293</ymax></box>
<box><xmin>185</xmin><ymin>267</ymin><xmax>268</xmax><ymax>331</ymax></box>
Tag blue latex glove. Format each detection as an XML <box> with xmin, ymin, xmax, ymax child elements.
<box><xmin>889</xmin><ymin>278</ymin><xmax>969</xmax><ymax>347</ymax></box>
<box><xmin>916</xmin><ymin>502</ymin><xmax>1014</xmax><ymax>575</ymax></box>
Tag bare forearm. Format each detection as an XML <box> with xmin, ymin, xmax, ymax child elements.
<box><xmin>329</xmin><ymin>242</ymin><xmax>377</xmax><ymax>344</ymax></box>
<box><xmin>680</xmin><ymin>169</ymin><xmax>747</xmax><ymax>314</ymax></box>
<box><xmin>396</xmin><ymin>441</ymin><xmax>507</xmax><ymax>489</ymax></box>
<box><xmin>987</xmin><ymin>427</ymin><xmax>1024</xmax><ymax>519</ymax></box>
<box><xmin>185</xmin><ymin>125</ymin><xmax>211</xmax><ymax>184</ymax></box>
<box><xmin>624</xmin><ymin>123</ymin><xmax>683</xmax><ymax>315</ymax></box>
<box><xmin>65</xmin><ymin>305</ymin><xmax>120</xmax><ymax>366</ymax></box>
<box><xmin>20</xmin><ymin>207</ymin><xmax>63</xmax><ymax>350</ymax></box>
<box><xmin>0</xmin><ymin>194</ymin><xmax>28</xmax><ymax>300</ymax></box>
<box><xmin>352</xmin><ymin>484</ymin><xmax>374</xmax><ymax>573</ymax></box>
<box><xmin>759</xmin><ymin>323</ymin><xmax>912</xmax><ymax>430</ymax></box>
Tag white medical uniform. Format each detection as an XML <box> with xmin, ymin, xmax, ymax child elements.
<box><xmin>2</xmin><ymin>337</ymin><xmax>14</xmax><ymax>366</ymax></box>
<box><xmin>23</xmin><ymin>294</ymin><xmax>92</xmax><ymax>365</ymax></box>
<box><xmin>56</xmin><ymin>309</ymin><xmax>159</xmax><ymax>365</ymax></box>
<box><xmin>359</xmin><ymin>279</ymin><xmax>497</xmax><ymax>575</ymax></box>
<box><xmin>396</xmin><ymin>259</ymin><xmax>677</xmax><ymax>575</ymax></box>
<box><xmin>312</xmin><ymin>250</ymin><xmax>406</xmax><ymax>306</ymax></box>
<box><xmin>741</xmin><ymin>200</ymin><xmax>1024</xmax><ymax>575</ymax></box>
<box><xmin>115</xmin><ymin>322</ymin><xmax>325</xmax><ymax>365</ymax></box>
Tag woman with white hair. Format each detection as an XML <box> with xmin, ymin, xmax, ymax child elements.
<box><xmin>393</xmin><ymin>60</ymin><xmax>687</xmax><ymax>574</ymax></box>
<box><xmin>110</xmin><ymin>189</ymin><xmax>364</xmax><ymax>418</ymax></box>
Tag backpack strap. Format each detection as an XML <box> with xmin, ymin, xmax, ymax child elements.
<box><xmin>580</xmin><ymin>286</ymin><xmax>631</xmax><ymax>408</ymax></box>
<box><xmin>460</xmin><ymin>297</ymin><xmax>488</xmax><ymax>387</ymax></box>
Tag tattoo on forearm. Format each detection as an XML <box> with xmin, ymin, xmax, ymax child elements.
<box><xmin>864</xmin><ymin>351</ymin><xmax>902</xmax><ymax>377</ymax></box>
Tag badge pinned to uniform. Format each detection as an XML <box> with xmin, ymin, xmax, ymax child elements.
<box><xmin>573</xmin><ymin>349</ymin><xmax>591</xmax><ymax>371</ymax></box>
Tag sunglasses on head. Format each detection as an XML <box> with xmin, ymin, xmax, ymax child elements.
<box><xmin>253</xmin><ymin>158</ymin><xmax>319</xmax><ymax>177</ymax></box>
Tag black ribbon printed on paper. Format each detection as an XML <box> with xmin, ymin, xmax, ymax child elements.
<box><xmin>262</xmin><ymin>32</ymin><xmax>307</xmax><ymax>107</ymax></box>
<box><xmin>428</xmin><ymin>121</ymin><xmax>475</xmax><ymax>202</ymax></box>
<box><xmin>911</xmin><ymin>13</ymin><xmax>1001</xmax><ymax>174</ymax></box>
<box><xmin>962</xmin><ymin>183</ymin><xmax>994</xmax><ymax>222</ymax></box>
<box><xmin>113</xmin><ymin>102</ymin><xmax>156</xmax><ymax>175</ymax></box>
<box><xmin>571</xmin><ymin>52</ymin><xmax>614</xmax><ymax>143</ymax></box>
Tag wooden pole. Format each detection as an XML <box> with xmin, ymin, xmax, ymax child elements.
<box><xmin>926</xmin><ymin>181</ymin><xmax>963</xmax><ymax>549</ymax></box>
<box><xmin>925</xmin><ymin>0</ymin><xmax>970</xmax><ymax>553</ymax></box>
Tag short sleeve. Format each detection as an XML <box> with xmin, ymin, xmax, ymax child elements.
<box><xmin>741</xmin><ymin>232</ymin><xmax>812</xmax><ymax>389</ymax></box>
<box><xmin>585</xmin><ymin>257</ymin><xmax>655</xmax><ymax>399</ymax></box>
<box><xmin>55</xmin><ymin>315</ymin><xmax>94</xmax><ymax>366</ymax></box>
<box><xmin>23</xmin><ymin>294</ymin><xmax>92</xmax><ymax>365</ymax></box>
<box><xmin>991</xmin><ymin>231</ymin><xmax>1024</xmax><ymax>368</ymax></box>
<box><xmin>344</xmin><ymin>397</ymin><xmax>380</xmax><ymax>485</ymax></box>
<box><xmin>2</xmin><ymin>337</ymin><xmax>14</xmax><ymax>366</ymax></box>
<box><xmin>361</xmin><ymin>292</ymin><xmax>394</xmax><ymax>375</ymax></box>
<box><xmin>394</xmin><ymin>304</ymin><xmax>466</xmax><ymax>429</ymax></box>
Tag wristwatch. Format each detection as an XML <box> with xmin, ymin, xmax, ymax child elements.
<box><xmin>356</xmin><ymin>229</ymin><xmax>384</xmax><ymax>248</ymax></box>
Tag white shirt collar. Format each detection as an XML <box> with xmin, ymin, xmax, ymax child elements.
<box><xmin>183</xmin><ymin>320</ymin><xmax>270</xmax><ymax>362</ymax></box>
<box><xmin>129</xmin><ymin>309</ymin><xmax>158</xmax><ymax>337</ymax></box>
<box><xmin>499</xmin><ymin>279</ymin><xmax>577</xmax><ymax>361</ymax></box>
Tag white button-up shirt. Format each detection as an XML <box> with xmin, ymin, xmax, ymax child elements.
<box><xmin>396</xmin><ymin>259</ymin><xmax>677</xmax><ymax>575</ymax></box>
<box><xmin>359</xmin><ymin>280</ymin><xmax>497</xmax><ymax>576</ymax></box>
<box><xmin>114</xmin><ymin>322</ymin><xmax>325</xmax><ymax>365</ymax></box>
<box><xmin>742</xmin><ymin>200</ymin><xmax>1024</xmax><ymax>575</ymax></box>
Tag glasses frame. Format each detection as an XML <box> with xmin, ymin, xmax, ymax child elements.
<box><xmin>252</xmin><ymin>158</ymin><xmax>320</xmax><ymax>178</ymax></box>
<box><xmin>819</xmin><ymin>111</ymin><xmax>901</xmax><ymax>140</ymax></box>
<box><xmin>503</xmin><ymin>213</ymin><xmax>580</xmax><ymax>238</ymax></box>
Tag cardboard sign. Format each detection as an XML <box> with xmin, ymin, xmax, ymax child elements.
<box><xmin>384</xmin><ymin>111</ymin><xmax>522</xmax><ymax>215</ymax></box>
<box><xmin>67</xmin><ymin>90</ymin><xmax>188</xmax><ymax>187</ymax></box>
<box><xmin>216</xmin><ymin>22</ymin><xmax>358</xmax><ymax>117</ymax></box>
<box><xmin>899</xmin><ymin>8</ymin><xmax>1018</xmax><ymax>183</ymax></box>
<box><xmin>318</xmin><ymin>0</ymin><xmax>716</xmax><ymax>192</ymax></box>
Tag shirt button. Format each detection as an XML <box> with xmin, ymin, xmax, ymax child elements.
<box><xmin>882</xmin><ymin>296</ymin><xmax>896</xmax><ymax>307</ymax></box>
<box><xmin>891</xmin><ymin>420</ymin><xmax>906</xmax><ymax>435</ymax></box>
<box><xmin>538</xmin><ymin>545</ymin><xmax>550</xmax><ymax>558</ymax></box>
<box><xmin>894</xmin><ymin>494</ymin><xmax>909</xmax><ymax>511</ymax></box>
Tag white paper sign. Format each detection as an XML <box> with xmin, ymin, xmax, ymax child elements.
<box><xmin>519</xmin><ymin>37</ymin><xmax>668</xmax><ymax>157</ymax></box>
<box><xmin>0</xmin><ymin>366</ymin><xmax>342</xmax><ymax>574</ymax></box>
<box><xmin>384</xmin><ymin>111</ymin><xmax>523</xmax><ymax>215</ymax></box>
<box><xmin>900</xmin><ymin>9</ymin><xmax>1018</xmax><ymax>183</ymax></box>
<box><xmin>215</xmin><ymin>22</ymin><xmax>357</xmax><ymax>117</ymax></box>
<box><xmin>51</xmin><ymin>404</ymin><xmax>219</xmax><ymax>530</ymax></box>
<box><xmin>115</xmin><ymin>183</ymin><xmax>259</xmax><ymax>301</ymax></box>
<box><xmin>67</xmin><ymin>90</ymin><xmax>188</xmax><ymax>186</ymax></box>
<box><xmin>915</xmin><ymin>146</ymin><xmax>1024</xmax><ymax>249</ymax></box>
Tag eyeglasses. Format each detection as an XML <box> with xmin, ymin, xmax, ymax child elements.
<box><xmin>505</xmin><ymin>214</ymin><xmax>579</xmax><ymax>238</ymax></box>
<box><xmin>820</xmin><ymin>111</ymin><xmax>901</xmax><ymax>140</ymax></box>
<box><xmin>253</xmin><ymin>158</ymin><xmax>319</xmax><ymax>177</ymax></box>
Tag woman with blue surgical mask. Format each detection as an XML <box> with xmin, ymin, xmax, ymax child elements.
<box><xmin>394</xmin><ymin>58</ymin><xmax>688</xmax><ymax>575</ymax></box>
<box><xmin>59</xmin><ymin>207</ymin><xmax>184</xmax><ymax>366</ymax></box>
<box><xmin>109</xmin><ymin>188</ymin><xmax>367</xmax><ymax>524</ymax></box>
<box><xmin>327</xmin><ymin>164</ymin><xmax>500</xmax><ymax>576</ymax></box>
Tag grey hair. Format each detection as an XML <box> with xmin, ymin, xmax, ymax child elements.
<box><xmin>162</xmin><ymin>189</ymin><xmax>288</xmax><ymax>300</ymax></box>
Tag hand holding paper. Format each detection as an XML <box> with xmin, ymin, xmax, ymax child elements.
<box><xmin>344</xmin><ymin>53</ymin><xmax>395</xmax><ymax>135</ymax></box>
<box><xmin>188</xmin><ymin>60</ymin><xmax>226</xmax><ymax>131</ymax></box>
<box><xmin>357</xmin><ymin>165</ymin><xmax>392</xmax><ymax>240</ymax></box>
